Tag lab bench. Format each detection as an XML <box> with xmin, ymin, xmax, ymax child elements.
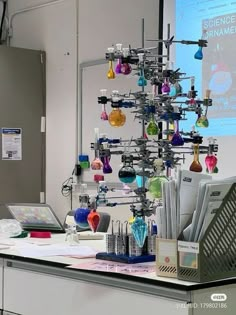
<box><xmin>0</xmin><ymin>235</ymin><xmax>234</xmax><ymax>315</ymax></box>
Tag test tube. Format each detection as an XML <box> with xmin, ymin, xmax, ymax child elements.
<box><xmin>147</xmin><ymin>220</ymin><xmax>157</xmax><ymax>255</ymax></box>
<box><xmin>115</xmin><ymin>220</ymin><xmax>126</xmax><ymax>255</ymax></box>
<box><xmin>128</xmin><ymin>234</ymin><xmax>142</xmax><ymax>257</ymax></box>
<box><xmin>106</xmin><ymin>220</ymin><xmax>115</xmax><ymax>254</ymax></box>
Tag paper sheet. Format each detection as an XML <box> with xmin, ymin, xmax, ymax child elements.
<box><xmin>67</xmin><ymin>261</ymin><xmax>155</xmax><ymax>275</ymax></box>
<box><xmin>16</xmin><ymin>243</ymin><xmax>98</xmax><ymax>258</ymax></box>
<box><xmin>156</xmin><ymin>206</ymin><xmax>163</xmax><ymax>238</ymax></box>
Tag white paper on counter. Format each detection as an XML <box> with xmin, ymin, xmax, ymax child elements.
<box><xmin>16</xmin><ymin>243</ymin><xmax>98</xmax><ymax>258</ymax></box>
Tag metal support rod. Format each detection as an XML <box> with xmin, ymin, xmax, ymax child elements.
<box><xmin>141</xmin><ymin>17</ymin><xmax>146</xmax><ymax>219</ymax></box>
<box><xmin>167</xmin><ymin>23</ymin><xmax>170</xmax><ymax>62</ymax></box>
<box><xmin>8</xmin><ymin>0</ymin><xmax>65</xmax><ymax>45</ymax></box>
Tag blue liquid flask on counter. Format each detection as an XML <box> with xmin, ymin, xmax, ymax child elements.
<box><xmin>74</xmin><ymin>184</ymin><xmax>90</xmax><ymax>229</ymax></box>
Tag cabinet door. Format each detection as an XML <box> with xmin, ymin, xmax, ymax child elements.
<box><xmin>4</xmin><ymin>265</ymin><xmax>190</xmax><ymax>315</ymax></box>
<box><xmin>192</xmin><ymin>284</ymin><xmax>236</xmax><ymax>315</ymax></box>
<box><xmin>0</xmin><ymin>46</ymin><xmax>45</xmax><ymax>203</ymax></box>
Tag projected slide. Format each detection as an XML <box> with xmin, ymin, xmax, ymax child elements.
<box><xmin>175</xmin><ymin>0</ymin><xmax>236</xmax><ymax>136</ymax></box>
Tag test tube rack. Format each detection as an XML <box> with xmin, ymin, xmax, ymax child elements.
<box><xmin>96</xmin><ymin>233</ymin><xmax>156</xmax><ymax>264</ymax></box>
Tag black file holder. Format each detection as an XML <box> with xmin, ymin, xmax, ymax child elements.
<box><xmin>177</xmin><ymin>183</ymin><xmax>236</xmax><ymax>283</ymax></box>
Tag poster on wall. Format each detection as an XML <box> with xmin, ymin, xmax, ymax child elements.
<box><xmin>1</xmin><ymin>128</ymin><xmax>22</xmax><ymax>160</ymax></box>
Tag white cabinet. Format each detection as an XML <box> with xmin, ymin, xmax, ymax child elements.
<box><xmin>3</xmin><ymin>263</ymin><xmax>189</xmax><ymax>315</ymax></box>
<box><xmin>191</xmin><ymin>284</ymin><xmax>236</xmax><ymax>315</ymax></box>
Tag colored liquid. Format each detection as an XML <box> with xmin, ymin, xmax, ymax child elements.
<box><xmin>74</xmin><ymin>207</ymin><xmax>90</xmax><ymax>228</ymax></box>
<box><xmin>118</xmin><ymin>166</ymin><xmax>136</xmax><ymax>184</ymax></box>
<box><xmin>189</xmin><ymin>161</ymin><xmax>202</xmax><ymax>173</ymax></box>
<box><xmin>194</xmin><ymin>47</ymin><xmax>203</xmax><ymax>60</ymax></box>
<box><xmin>108</xmin><ymin>108</ymin><xmax>126</xmax><ymax>127</ymax></box>
<box><xmin>131</xmin><ymin>217</ymin><xmax>148</xmax><ymax>248</ymax></box>
<box><xmin>205</xmin><ymin>155</ymin><xmax>218</xmax><ymax>174</ymax></box>
<box><xmin>107</xmin><ymin>61</ymin><xmax>115</xmax><ymax>79</ymax></box>
<box><xmin>148</xmin><ymin>176</ymin><xmax>168</xmax><ymax>199</ymax></box>
<box><xmin>91</xmin><ymin>158</ymin><xmax>103</xmax><ymax>170</ymax></box>
<box><xmin>101</xmin><ymin>156</ymin><xmax>112</xmax><ymax>174</ymax></box>
<box><xmin>190</xmin><ymin>144</ymin><xmax>202</xmax><ymax>173</ymax></box>
<box><xmin>171</xmin><ymin>133</ymin><xmax>184</xmax><ymax>146</ymax></box>
<box><xmin>121</xmin><ymin>63</ymin><xmax>132</xmax><ymax>75</ymax></box>
<box><xmin>146</xmin><ymin>120</ymin><xmax>159</xmax><ymax>135</ymax></box>
<box><xmin>87</xmin><ymin>210</ymin><xmax>100</xmax><ymax>233</ymax></box>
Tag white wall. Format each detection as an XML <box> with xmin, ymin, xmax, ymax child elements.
<box><xmin>78</xmin><ymin>0</ymin><xmax>160</xmax><ymax>224</ymax></box>
<box><xmin>8</xmin><ymin>0</ymin><xmax>78</xmax><ymax>222</ymax></box>
<box><xmin>7</xmin><ymin>0</ymin><xmax>160</xmax><ymax>224</ymax></box>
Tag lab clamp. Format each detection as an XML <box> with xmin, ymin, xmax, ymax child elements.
<box><xmin>76</xmin><ymin>23</ymin><xmax>219</xmax><ymax>262</ymax></box>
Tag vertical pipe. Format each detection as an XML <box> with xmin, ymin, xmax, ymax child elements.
<box><xmin>166</xmin><ymin>23</ymin><xmax>171</xmax><ymax>177</ymax></box>
<box><xmin>158</xmin><ymin>0</ymin><xmax>164</xmax><ymax>158</ymax></box>
<box><xmin>141</xmin><ymin>17</ymin><xmax>146</xmax><ymax>219</ymax></box>
<box><xmin>141</xmin><ymin>18</ymin><xmax>145</xmax><ymax>138</ymax></box>
<box><xmin>167</xmin><ymin>23</ymin><xmax>170</xmax><ymax>61</ymax></box>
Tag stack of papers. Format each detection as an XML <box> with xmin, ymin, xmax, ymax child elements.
<box><xmin>157</xmin><ymin>170</ymin><xmax>211</xmax><ymax>240</ymax></box>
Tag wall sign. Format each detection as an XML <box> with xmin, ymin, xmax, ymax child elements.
<box><xmin>2</xmin><ymin>128</ymin><xmax>22</xmax><ymax>160</ymax></box>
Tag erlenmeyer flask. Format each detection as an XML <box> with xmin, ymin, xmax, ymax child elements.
<box><xmin>148</xmin><ymin>159</ymin><xmax>168</xmax><ymax>199</ymax></box>
<box><xmin>91</xmin><ymin>155</ymin><xmax>103</xmax><ymax>170</ymax></box>
<box><xmin>169</xmin><ymin>84</ymin><xmax>177</xmax><ymax>97</ymax></box>
<box><xmin>74</xmin><ymin>184</ymin><xmax>90</xmax><ymax>229</ymax></box>
<box><xmin>108</xmin><ymin>107</ymin><xmax>126</xmax><ymax>127</ymax></box>
<box><xmin>137</xmin><ymin>53</ymin><xmax>147</xmax><ymax>86</ymax></box>
<box><xmin>138</xmin><ymin>69</ymin><xmax>147</xmax><ymax>86</ymax></box>
<box><xmin>195</xmin><ymin>30</ymin><xmax>206</xmax><ymax>60</ymax></box>
<box><xmin>121</xmin><ymin>47</ymin><xmax>132</xmax><ymax>75</ymax></box>
<box><xmin>194</xmin><ymin>46</ymin><xmax>203</xmax><ymax>60</ymax></box>
<box><xmin>175</xmin><ymin>82</ymin><xmax>182</xmax><ymax>94</ymax></box>
<box><xmin>171</xmin><ymin>120</ymin><xmax>184</xmax><ymax>146</ymax></box>
<box><xmin>115</xmin><ymin>59</ymin><xmax>122</xmax><ymax>74</ymax></box>
<box><xmin>135</xmin><ymin>170</ymin><xmax>147</xmax><ymax>188</ymax></box>
<box><xmin>189</xmin><ymin>144</ymin><xmax>202</xmax><ymax>172</ymax></box>
<box><xmin>146</xmin><ymin>114</ymin><xmax>159</xmax><ymax>135</ymax></box>
<box><xmin>195</xmin><ymin>115</ymin><xmax>209</xmax><ymax>128</ymax></box>
<box><xmin>131</xmin><ymin>217</ymin><xmax>148</xmax><ymax>248</ymax></box>
<box><xmin>205</xmin><ymin>154</ymin><xmax>217</xmax><ymax>174</ymax></box>
<box><xmin>197</xmin><ymin>90</ymin><xmax>210</xmax><ymax>127</ymax></box>
<box><xmin>102</xmin><ymin>155</ymin><xmax>112</xmax><ymax>174</ymax></box>
<box><xmin>167</xmin><ymin>120</ymin><xmax>174</xmax><ymax>141</ymax></box>
<box><xmin>161</xmin><ymin>78</ymin><xmax>170</xmax><ymax>94</ymax></box>
<box><xmin>121</xmin><ymin>63</ymin><xmax>132</xmax><ymax>75</ymax></box>
<box><xmin>100</xmin><ymin>104</ymin><xmax>108</xmax><ymax>121</ymax></box>
<box><xmin>205</xmin><ymin>137</ymin><xmax>218</xmax><ymax>174</ymax></box>
<box><xmin>87</xmin><ymin>209</ymin><xmax>100</xmax><ymax>233</ymax></box>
